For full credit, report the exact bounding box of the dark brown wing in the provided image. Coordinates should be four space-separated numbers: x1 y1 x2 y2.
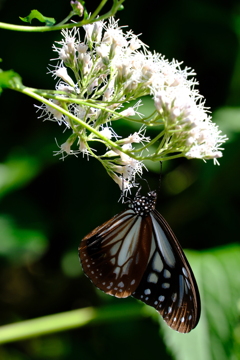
79 209 152 298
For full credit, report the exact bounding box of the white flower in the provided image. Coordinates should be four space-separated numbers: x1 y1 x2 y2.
55 67 75 87
102 21 128 48
103 87 114 100
122 159 145 180
46 102 64 122
125 126 150 145
185 121 227 164
35 100 67 126
84 21 103 43
77 43 88 54
53 139 79 160
96 43 110 58
112 174 136 195
78 138 92 159
119 107 136 117
128 35 144 52
99 126 120 140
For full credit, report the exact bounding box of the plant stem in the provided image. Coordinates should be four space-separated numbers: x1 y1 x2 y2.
90 0 109 19
0 0 125 32
0 303 144 344
20 87 122 150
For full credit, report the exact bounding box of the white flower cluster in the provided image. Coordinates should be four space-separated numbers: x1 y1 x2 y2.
36 18 227 192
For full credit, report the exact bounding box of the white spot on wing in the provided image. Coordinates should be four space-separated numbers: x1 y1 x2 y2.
144 289 151 295
178 275 185 307
163 269 171 278
152 252 163 273
182 267 188 277
162 283 170 289
147 273 158 284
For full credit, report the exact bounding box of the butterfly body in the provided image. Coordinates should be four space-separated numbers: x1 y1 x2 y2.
79 190 201 333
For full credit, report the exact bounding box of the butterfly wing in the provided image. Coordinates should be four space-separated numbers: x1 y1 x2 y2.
132 209 201 333
79 209 153 298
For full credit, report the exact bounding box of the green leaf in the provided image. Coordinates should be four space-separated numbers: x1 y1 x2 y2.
159 245 240 360
0 69 22 92
20 10 56 26
0 215 48 265
0 155 41 199
233 14 240 37
213 107 240 140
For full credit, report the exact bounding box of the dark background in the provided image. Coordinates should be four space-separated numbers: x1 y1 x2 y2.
0 0 239 359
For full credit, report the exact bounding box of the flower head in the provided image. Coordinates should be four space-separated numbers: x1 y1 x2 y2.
39 17 227 193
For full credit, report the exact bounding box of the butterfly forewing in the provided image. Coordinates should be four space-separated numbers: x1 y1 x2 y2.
132 209 200 333
79 209 153 298
79 190 201 333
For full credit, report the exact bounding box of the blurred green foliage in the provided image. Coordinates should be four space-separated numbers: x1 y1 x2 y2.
0 0 240 359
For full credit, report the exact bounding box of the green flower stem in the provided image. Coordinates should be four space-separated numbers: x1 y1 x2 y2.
34 92 147 125
31 90 164 126
152 153 184 161
21 87 123 150
156 132 170 153
132 129 166 153
33 91 127 119
0 0 125 32
0 21 83 33
88 0 125 23
55 11 76 27
0 303 145 344
14 87 181 163
18 87 145 161
90 0 109 19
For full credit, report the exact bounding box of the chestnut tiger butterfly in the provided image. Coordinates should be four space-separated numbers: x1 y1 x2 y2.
79 185 201 333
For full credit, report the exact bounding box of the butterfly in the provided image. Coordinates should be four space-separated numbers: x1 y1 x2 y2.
78 188 201 333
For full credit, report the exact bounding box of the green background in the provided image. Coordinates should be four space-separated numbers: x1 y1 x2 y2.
0 0 240 359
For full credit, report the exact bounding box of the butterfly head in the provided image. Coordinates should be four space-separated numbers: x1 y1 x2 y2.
130 190 157 217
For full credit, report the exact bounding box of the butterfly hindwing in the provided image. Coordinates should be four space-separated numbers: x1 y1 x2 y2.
132 209 200 332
